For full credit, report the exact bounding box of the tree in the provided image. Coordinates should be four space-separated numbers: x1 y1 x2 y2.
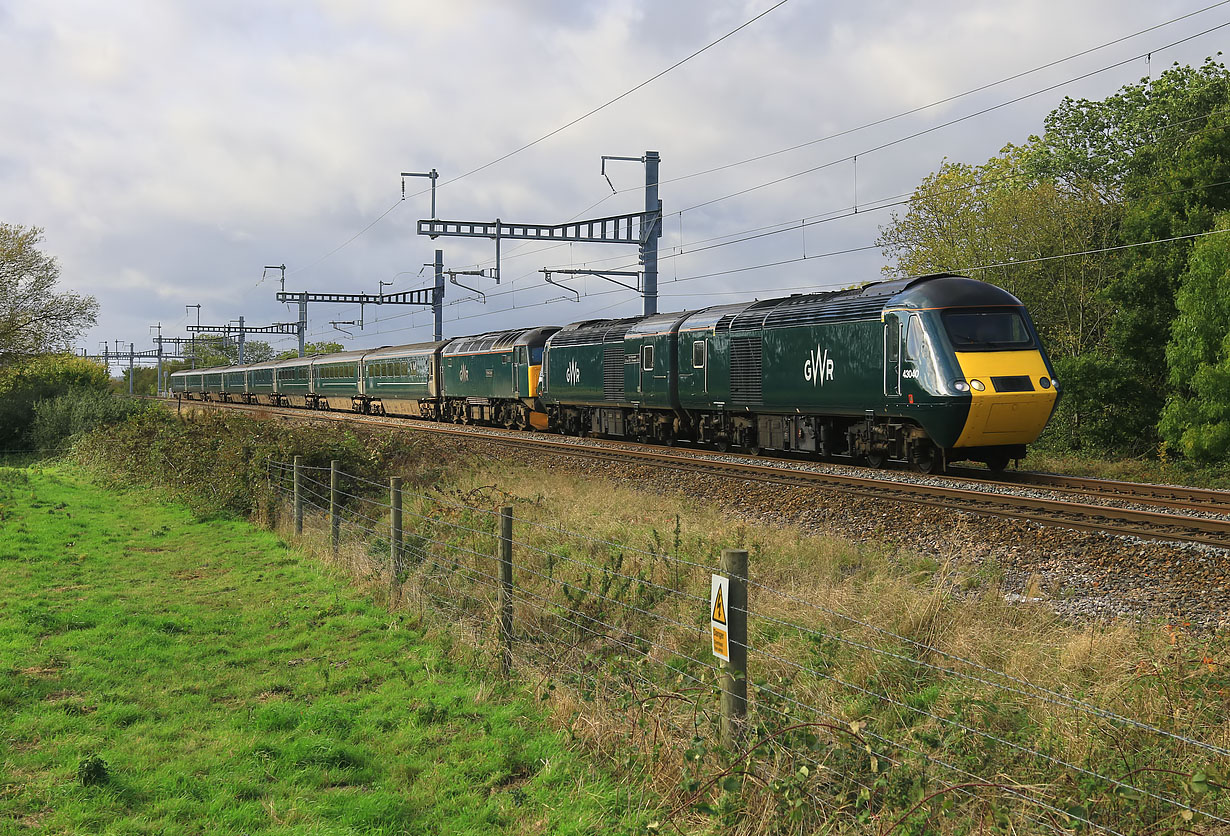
190 338 274 368
1027 60 1230 447
1159 214 1230 461
878 59 1230 455
877 145 1120 362
115 366 159 396
0 224 98 367
275 341 343 360
0 353 110 447
1025 59 1230 199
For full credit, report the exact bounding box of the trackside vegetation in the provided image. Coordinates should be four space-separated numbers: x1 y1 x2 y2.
60 407 1230 835
0 464 650 834
877 59 1230 461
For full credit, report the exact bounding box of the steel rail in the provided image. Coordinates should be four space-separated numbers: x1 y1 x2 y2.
170 398 1230 548
949 467 1230 515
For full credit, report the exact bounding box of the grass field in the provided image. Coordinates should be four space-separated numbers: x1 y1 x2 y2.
0 464 649 835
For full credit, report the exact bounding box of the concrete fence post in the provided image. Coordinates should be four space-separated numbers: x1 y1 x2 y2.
293 456 303 536
720 547 748 748
498 506 514 678
390 476 403 583
330 460 340 554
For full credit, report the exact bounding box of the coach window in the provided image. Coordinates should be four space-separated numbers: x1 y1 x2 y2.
692 340 706 369
642 344 654 371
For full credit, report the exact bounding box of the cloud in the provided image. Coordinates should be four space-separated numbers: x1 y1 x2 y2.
0 0 1222 355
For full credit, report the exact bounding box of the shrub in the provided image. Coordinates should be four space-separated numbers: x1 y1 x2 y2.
0 354 111 449
26 387 148 451
73 409 395 518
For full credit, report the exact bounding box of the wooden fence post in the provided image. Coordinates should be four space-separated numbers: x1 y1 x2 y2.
390 476 403 584
720 547 748 748
330 460 340 554
498 506 513 678
293 456 303 536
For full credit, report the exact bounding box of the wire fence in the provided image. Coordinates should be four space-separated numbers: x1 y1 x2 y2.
263 458 1230 835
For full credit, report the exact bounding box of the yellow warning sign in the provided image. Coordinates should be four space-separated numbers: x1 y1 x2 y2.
712 586 726 625
710 574 731 662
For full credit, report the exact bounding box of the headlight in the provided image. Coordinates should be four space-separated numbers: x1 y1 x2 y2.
1039 377 1052 389
952 380 970 393
970 379 985 391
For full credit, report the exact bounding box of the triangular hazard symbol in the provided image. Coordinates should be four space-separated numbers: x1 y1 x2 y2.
712 587 726 625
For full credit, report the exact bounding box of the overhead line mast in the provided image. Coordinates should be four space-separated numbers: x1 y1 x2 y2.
418 151 663 316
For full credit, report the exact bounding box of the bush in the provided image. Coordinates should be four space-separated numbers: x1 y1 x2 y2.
0 354 111 449
26 387 148 451
73 409 395 518
1036 353 1160 455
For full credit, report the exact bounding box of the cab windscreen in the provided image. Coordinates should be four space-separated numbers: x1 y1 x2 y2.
942 310 1033 350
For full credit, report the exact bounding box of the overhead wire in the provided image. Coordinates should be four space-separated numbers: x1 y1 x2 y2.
326 93 1230 340
282 14 1230 343
413 0 1230 270
270 2 1227 294
280 0 794 281
619 0 1230 194
676 19 1230 215
295 171 1230 341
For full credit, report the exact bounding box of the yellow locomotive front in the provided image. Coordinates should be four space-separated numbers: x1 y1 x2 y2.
942 306 1059 466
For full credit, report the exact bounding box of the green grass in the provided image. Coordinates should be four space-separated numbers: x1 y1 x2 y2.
0 464 648 835
1022 447 1230 489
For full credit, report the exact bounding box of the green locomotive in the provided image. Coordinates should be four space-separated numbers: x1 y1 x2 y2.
539 274 1058 471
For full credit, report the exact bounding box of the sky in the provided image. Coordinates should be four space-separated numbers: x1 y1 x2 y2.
2 0 1227 365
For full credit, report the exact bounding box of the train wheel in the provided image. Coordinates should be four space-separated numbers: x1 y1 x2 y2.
714 438 730 453
913 446 943 475
865 449 887 469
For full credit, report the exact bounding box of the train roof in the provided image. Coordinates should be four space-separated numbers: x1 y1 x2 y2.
311 348 379 364
625 310 695 338
886 274 1024 309
444 326 559 354
547 316 644 347
677 301 758 333
364 340 449 360
241 358 284 371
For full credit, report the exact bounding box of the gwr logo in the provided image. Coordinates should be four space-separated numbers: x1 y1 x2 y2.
804 347 834 386
565 359 581 385
459 364 469 383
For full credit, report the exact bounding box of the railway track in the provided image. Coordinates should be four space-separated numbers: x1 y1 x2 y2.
948 467 1230 516
172 397 1230 550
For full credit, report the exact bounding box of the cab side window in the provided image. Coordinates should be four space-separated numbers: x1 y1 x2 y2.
642 345 654 371
692 340 706 369
904 314 941 392
905 315 927 363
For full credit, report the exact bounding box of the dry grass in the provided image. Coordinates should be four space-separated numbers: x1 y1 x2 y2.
261 451 1230 835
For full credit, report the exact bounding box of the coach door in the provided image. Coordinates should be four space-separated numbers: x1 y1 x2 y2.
884 314 902 396
512 346 527 397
